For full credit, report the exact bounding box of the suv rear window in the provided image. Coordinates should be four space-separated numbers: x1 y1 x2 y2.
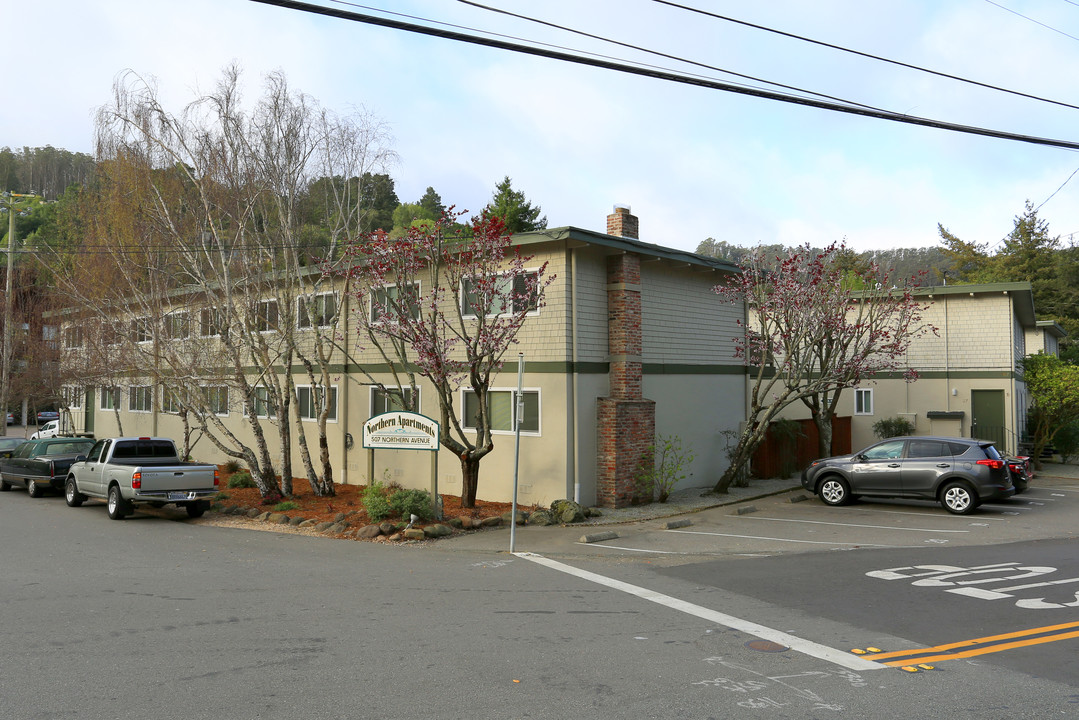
907 440 951 458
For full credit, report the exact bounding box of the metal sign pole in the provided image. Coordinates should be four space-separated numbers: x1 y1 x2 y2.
510 352 524 553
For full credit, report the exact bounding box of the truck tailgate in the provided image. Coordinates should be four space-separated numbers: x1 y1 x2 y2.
138 466 217 492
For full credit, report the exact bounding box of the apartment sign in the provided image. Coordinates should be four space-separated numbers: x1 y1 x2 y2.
362 412 440 451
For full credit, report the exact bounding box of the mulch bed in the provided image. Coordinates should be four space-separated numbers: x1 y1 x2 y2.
212 470 522 530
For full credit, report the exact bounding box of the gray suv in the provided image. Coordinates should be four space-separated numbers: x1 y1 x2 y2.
801 436 1014 515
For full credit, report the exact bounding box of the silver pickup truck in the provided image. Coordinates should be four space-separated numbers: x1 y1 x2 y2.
65 437 219 520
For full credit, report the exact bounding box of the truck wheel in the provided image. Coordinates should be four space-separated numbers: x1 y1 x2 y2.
65 477 85 507
107 484 129 520
27 479 44 498
186 501 207 519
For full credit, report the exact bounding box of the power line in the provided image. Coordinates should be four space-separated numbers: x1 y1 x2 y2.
984 0 1079 43
653 0 1079 112
248 0 1079 151
454 0 889 113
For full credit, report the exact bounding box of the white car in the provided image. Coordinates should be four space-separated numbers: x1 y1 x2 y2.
30 420 59 440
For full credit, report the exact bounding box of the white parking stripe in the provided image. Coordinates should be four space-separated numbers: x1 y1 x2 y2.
667 529 903 547
575 543 686 554
515 551 883 672
739 516 969 533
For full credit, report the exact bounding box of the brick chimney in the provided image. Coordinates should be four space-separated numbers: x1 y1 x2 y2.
596 204 654 508
606 204 639 239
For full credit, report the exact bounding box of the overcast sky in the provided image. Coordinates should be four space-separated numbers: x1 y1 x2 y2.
7 0 1079 253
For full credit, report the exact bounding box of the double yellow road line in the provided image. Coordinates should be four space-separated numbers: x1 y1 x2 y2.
854 620 1079 667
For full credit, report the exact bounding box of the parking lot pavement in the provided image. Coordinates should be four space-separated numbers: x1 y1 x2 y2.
444 462 1079 562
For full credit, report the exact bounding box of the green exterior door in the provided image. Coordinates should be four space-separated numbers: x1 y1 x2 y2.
971 389 1006 448
84 389 94 435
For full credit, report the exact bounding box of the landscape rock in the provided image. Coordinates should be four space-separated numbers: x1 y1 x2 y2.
379 522 397 535
549 499 586 524
480 516 503 527
289 516 305 526
358 524 383 539
315 521 335 532
267 513 290 524
527 510 554 526
326 522 348 534
246 508 262 518
299 519 318 528
500 510 529 526
447 518 464 529
423 524 453 538
402 528 426 541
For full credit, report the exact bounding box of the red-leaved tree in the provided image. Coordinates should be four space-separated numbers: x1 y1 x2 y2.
341 209 554 507
714 242 935 492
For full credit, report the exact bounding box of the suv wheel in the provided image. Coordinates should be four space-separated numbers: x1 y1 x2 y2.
819 476 852 506
941 481 978 515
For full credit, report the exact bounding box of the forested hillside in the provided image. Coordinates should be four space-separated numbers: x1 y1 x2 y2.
695 202 1078 359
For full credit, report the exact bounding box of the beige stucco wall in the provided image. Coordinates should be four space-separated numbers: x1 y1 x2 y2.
64 235 747 506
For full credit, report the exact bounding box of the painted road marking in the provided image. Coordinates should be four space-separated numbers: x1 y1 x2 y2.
515 551 882 672
739 516 970 533
667 529 904 548
863 621 1079 666
574 542 687 554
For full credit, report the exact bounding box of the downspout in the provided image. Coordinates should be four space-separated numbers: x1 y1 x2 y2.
570 245 580 503
341 290 350 485
1008 291 1015 455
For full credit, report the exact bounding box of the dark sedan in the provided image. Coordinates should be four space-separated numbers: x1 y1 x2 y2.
801 436 1014 515
0 438 96 497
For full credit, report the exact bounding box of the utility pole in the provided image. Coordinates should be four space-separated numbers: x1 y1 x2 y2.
0 191 34 436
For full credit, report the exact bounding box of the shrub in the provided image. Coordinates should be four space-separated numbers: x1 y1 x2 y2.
363 480 392 522
872 416 915 440
272 501 299 512
1054 419 1079 463
388 488 434 521
224 459 242 474
227 471 256 489
634 434 696 503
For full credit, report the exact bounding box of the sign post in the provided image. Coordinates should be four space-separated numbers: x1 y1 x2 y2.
362 411 442 520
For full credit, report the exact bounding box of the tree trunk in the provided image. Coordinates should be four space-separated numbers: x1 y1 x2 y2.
814 412 834 458
714 422 770 493
460 454 481 508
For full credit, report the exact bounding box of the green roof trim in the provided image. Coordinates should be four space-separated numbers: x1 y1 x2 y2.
514 226 741 274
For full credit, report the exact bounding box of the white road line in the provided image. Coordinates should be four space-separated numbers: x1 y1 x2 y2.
666 529 902 547
852 508 976 519
575 542 686 554
515 551 883 672
739 516 970 533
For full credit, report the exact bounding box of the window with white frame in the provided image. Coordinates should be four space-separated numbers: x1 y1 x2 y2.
200 308 225 337
203 386 229 416
99 386 120 411
129 385 153 413
462 388 539 434
297 385 337 421
132 318 152 344
370 283 420 323
63 325 84 348
161 387 181 414
461 272 538 318
370 386 416 415
166 312 191 340
253 300 279 332
63 386 83 410
247 387 275 418
298 293 337 328
854 388 874 416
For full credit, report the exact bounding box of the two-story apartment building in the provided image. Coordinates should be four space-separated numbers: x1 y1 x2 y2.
59 207 746 508
847 282 1060 454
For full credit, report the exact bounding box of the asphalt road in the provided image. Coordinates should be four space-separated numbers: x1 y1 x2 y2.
2 478 1078 719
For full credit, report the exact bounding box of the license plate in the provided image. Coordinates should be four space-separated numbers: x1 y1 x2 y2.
168 491 193 501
